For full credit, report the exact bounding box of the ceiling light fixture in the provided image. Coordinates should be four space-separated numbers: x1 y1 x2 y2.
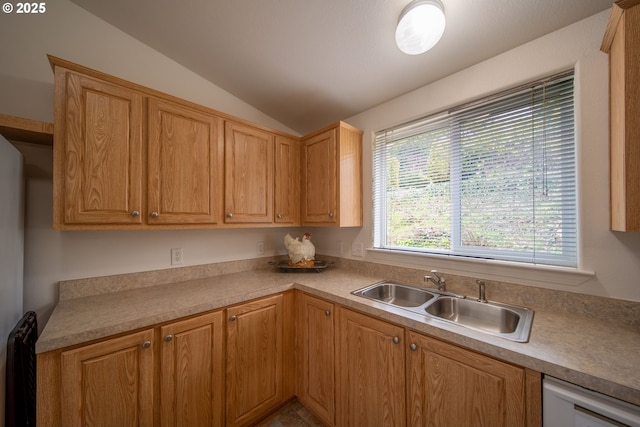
395 0 446 55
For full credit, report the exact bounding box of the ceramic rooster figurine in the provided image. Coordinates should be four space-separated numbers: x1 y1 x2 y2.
284 232 315 267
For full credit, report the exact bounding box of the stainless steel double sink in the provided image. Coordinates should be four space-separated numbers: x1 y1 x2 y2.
351 281 534 342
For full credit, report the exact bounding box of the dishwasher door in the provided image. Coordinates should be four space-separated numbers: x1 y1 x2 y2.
543 376 640 427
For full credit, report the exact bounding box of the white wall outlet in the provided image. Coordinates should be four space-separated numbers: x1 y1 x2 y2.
337 240 344 255
352 242 364 257
257 241 264 255
171 248 183 265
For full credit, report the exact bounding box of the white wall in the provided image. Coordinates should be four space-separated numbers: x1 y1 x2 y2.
0 137 24 427
319 10 640 302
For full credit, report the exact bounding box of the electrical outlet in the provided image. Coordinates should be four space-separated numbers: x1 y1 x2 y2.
352 242 364 257
171 248 183 265
257 241 264 255
337 240 344 255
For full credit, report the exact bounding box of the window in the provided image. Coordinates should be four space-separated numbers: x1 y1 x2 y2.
373 71 576 267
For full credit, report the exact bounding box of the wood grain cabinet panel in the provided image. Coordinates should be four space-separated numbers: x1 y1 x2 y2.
274 135 301 225
297 293 335 426
148 98 223 224
60 329 154 427
301 122 362 227
602 0 640 231
407 331 531 427
56 71 144 226
226 293 294 427
224 121 275 224
159 311 224 427
336 307 406 427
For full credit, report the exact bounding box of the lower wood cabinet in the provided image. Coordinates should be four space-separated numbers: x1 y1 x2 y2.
160 311 224 427
407 331 538 427
37 291 540 427
225 292 295 427
336 306 407 427
60 329 155 427
296 292 336 426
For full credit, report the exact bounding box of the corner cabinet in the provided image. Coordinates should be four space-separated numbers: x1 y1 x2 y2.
301 122 363 227
601 0 640 231
296 292 335 426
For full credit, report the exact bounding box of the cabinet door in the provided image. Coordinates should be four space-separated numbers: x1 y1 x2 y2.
60 71 143 225
298 293 335 426
147 98 223 224
407 331 526 427
60 329 154 427
336 307 406 427
224 121 274 223
160 311 224 427
226 294 285 427
274 135 300 224
301 128 337 224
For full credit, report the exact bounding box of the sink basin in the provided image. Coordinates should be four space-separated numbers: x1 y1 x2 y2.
352 281 436 307
425 297 523 332
351 281 534 342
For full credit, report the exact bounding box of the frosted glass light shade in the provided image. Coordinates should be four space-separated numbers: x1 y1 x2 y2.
395 0 446 55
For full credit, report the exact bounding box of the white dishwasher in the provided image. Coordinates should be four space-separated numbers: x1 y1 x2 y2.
543 376 640 427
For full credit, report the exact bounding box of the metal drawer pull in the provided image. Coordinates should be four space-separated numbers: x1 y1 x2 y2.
410 343 417 351
131 210 140 217
325 310 331 316
164 335 173 342
392 336 400 344
142 340 151 349
230 315 237 321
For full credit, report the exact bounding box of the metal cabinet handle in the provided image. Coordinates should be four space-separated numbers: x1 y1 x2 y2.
151 211 159 218
131 210 140 217
142 340 151 349
227 213 233 218
410 343 417 351
328 212 334 218
230 315 237 321
325 310 331 316
277 213 283 219
164 335 173 342
392 336 400 344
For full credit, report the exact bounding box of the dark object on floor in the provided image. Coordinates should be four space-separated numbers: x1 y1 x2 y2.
5 311 38 427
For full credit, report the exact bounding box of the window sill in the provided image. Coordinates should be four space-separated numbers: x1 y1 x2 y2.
367 248 594 288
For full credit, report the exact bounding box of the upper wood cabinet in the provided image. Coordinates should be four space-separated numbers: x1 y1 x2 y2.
602 0 640 232
148 97 223 225
274 135 301 224
53 69 144 227
301 122 363 227
49 55 307 230
224 121 274 224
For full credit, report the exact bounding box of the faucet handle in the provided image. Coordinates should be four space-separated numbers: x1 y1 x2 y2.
430 270 445 283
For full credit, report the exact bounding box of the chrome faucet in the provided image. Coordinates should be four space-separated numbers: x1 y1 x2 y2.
476 280 487 303
424 270 447 292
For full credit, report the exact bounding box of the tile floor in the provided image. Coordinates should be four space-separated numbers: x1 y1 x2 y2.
256 399 326 427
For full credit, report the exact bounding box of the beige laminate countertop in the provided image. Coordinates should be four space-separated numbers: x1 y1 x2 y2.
37 267 640 407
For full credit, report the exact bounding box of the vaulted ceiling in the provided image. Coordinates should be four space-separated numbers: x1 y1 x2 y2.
70 0 613 135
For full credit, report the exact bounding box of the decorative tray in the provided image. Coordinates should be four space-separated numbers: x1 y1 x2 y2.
269 261 332 273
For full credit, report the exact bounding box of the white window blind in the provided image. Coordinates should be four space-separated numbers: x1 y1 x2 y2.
373 71 576 267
